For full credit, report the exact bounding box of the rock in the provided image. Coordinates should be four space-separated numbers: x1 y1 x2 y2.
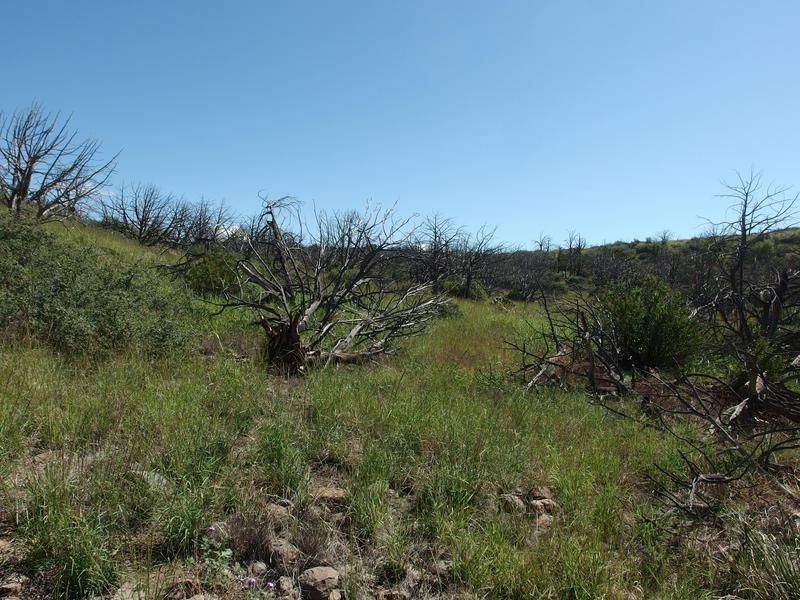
312 487 347 504
535 514 554 530
269 539 301 565
526 485 555 501
431 559 452 576
131 469 171 491
249 561 269 576
529 498 559 513
111 582 146 600
0 583 22 597
0 540 12 554
328 591 343 600
500 493 526 513
298 567 340 600
377 591 409 600
265 503 292 525
277 576 295 593
163 577 202 600
187 595 219 600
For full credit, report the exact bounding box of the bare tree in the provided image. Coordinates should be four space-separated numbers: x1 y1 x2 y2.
408 214 462 284
100 183 190 246
0 104 116 220
177 197 237 247
454 225 502 298
226 198 448 373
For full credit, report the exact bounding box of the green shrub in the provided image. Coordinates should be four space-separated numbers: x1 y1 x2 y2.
178 242 240 297
0 213 194 355
601 275 701 371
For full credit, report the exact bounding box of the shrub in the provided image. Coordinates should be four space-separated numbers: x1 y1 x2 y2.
177 242 240 298
0 213 194 355
601 275 701 372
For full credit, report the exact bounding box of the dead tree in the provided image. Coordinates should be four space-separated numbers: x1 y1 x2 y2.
701 171 800 422
408 214 462 284
100 183 190 246
0 104 116 220
226 198 448 374
454 225 502 298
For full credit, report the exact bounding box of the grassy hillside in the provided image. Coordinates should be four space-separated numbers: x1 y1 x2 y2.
0 220 797 600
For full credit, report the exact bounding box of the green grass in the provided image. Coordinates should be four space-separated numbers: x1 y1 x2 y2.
0 226 792 599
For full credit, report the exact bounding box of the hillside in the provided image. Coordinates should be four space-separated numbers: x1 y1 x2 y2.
1 219 799 600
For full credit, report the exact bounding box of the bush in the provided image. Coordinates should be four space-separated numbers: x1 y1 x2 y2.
601 275 701 372
0 213 194 355
177 242 240 298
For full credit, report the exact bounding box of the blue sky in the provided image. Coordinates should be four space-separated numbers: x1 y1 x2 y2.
5 1 800 247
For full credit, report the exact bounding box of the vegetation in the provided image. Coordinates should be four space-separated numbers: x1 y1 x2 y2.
2 104 800 600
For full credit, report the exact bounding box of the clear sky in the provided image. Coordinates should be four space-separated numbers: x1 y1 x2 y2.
5 1 800 247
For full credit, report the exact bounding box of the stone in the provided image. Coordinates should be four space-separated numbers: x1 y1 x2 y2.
377 591 409 600
269 539 301 565
0 540 12 554
265 503 292 525
111 582 146 600
312 487 348 504
298 567 340 600
249 561 269 576
0 583 23 596
328 591 343 600
277 576 295 593
500 493 526 513
526 485 555 501
163 577 202 600
535 514 554 530
529 498 559 513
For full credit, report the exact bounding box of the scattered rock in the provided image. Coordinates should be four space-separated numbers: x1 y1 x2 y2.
249 561 269 576
529 498 559 513
299 567 340 600
0 540 12 554
269 539 301 565
0 583 22 597
377 591 410 600
431 559 452 576
500 493 526 513
312 487 348 505
163 577 202 600
265 503 292 525
526 485 555 501
277 576 295 593
535 514 554 531
0 574 27 597
328 591 343 600
131 469 171 491
111 582 146 600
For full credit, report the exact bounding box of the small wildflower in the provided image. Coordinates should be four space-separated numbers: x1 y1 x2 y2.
247 577 257 585
266 582 274 588
207 526 216 532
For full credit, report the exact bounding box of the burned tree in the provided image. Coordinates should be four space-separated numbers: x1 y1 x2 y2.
0 104 116 220
227 198 448 373
100 183 190 246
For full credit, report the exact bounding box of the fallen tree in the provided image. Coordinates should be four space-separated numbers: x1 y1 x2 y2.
224 198 448 374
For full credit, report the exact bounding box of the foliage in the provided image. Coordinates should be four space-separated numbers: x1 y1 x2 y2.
177 242 240 297
602 275 702 371
0 213 194 355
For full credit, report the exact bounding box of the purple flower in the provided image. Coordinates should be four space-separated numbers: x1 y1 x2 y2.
266 582 274 588
247 577 257 585
207 526 216 532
